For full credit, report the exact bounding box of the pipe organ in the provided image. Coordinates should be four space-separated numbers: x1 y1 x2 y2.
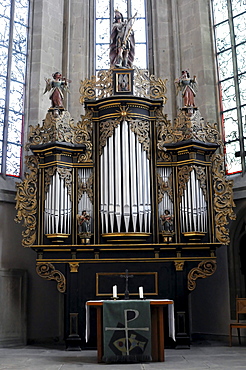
15 67 235 348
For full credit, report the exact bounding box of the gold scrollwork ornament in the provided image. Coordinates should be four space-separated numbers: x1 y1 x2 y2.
129 119 150 159
36 262 66 293
212 153 236 245
15 155 38 247
99 118 121 155
187 260 217 291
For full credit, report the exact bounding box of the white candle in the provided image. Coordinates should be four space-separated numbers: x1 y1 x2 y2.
113 285 117 298
139 286 144 299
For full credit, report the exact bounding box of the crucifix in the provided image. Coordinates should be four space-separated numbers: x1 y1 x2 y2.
120 269 133 299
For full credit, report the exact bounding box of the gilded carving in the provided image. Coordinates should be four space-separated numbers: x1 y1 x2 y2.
80 67 167 103
178 165 193 199
157 107 222 146
155 108 173 160
99 118 121 155
69 262 79 273
174 261 184 271
44 167 73 198
212 153 236 245
129 119 150 158
36 262 66 293
134 67 167 102
72 110 93 161
157 171 173 204
44 166 56 193
27 109 93 160
188 260 217 291
79 69 113 104
193 165 207 199
78 171 93 204
15 155 38 247
27 110 74 148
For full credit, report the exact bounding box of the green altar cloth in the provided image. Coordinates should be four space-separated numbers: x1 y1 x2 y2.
102 300 152 363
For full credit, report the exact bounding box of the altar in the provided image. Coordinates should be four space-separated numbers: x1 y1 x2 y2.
86 299 175 362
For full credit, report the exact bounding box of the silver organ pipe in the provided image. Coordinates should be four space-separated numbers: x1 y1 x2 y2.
122 120 131 232
129 128 138 232
44 170 72 235
115 124 122 232
100 153 104 233
100 120 151 234
60 177 64 233
146 151 151 232
55 171 60 232
108 134 115 232
104 146 109 233
180 169 207 233
136 132 144 232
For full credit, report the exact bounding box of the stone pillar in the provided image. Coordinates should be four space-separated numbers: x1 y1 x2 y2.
0 269 27 346
150 0 219 124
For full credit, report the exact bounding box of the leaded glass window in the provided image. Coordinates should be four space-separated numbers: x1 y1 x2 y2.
212 0 246 175
0 0 29 177
95 0 147 73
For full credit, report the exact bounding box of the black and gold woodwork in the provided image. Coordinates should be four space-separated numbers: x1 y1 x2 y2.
15 67 235 349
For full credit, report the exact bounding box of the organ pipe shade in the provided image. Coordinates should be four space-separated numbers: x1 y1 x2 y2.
158 167 174 231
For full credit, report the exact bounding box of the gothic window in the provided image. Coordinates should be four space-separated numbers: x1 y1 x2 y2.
95 0 147 73
212 0 246 175
0 0 29 177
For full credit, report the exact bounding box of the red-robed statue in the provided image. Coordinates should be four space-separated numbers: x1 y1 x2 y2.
175 70 197 107
44 72 70 109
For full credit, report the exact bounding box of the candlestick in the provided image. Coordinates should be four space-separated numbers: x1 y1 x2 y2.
113 285 117 298
139 286 144 299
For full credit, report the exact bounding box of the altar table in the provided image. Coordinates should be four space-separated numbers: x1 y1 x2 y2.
86 299 175 362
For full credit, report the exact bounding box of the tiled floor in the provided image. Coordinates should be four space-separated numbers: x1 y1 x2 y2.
0 341 246 369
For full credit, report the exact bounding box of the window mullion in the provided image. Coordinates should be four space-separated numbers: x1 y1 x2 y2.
227 0 245 174
2 0 15 176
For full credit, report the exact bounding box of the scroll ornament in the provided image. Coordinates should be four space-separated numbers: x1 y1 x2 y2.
80 69 113 104
157 107 222 146
15 155 38 247
27 110 74 148
44 166 73 197
26 109 93 162
212 153 236 245
157 172 173 204
134 66 167 102
72 110 93 162
99 118 121 155
188 260 217 291
178 165 193 199
129 119 150 159
80 67 167 104
78 171 94 204
36 262 66 293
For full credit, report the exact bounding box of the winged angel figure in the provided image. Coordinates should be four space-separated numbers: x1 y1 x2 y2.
44 72 70 109
175 70 198 107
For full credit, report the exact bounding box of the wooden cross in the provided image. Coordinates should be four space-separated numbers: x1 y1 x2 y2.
120 269 134 299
